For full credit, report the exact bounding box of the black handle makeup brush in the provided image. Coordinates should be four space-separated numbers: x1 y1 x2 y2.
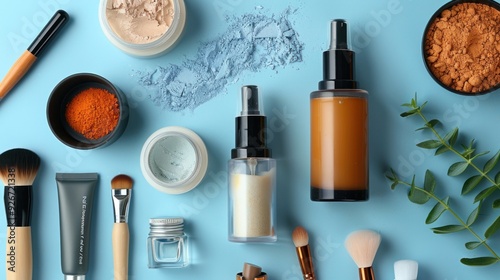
0 10 69 101
0 148 41 280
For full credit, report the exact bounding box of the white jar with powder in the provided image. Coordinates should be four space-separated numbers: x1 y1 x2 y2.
99 0 186 57
140 126 208 194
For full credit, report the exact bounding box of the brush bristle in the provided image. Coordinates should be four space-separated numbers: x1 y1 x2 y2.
0 148 40 186
111 174 133 189
292 226 309 247
394 259 418 280
345 229 381 268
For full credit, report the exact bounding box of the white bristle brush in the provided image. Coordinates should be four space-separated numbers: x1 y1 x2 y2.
345 229 381 280
394 259 418 280
292 226 316 280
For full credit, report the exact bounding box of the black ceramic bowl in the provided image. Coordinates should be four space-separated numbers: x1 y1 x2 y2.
422 0 500 95
47 73 129 149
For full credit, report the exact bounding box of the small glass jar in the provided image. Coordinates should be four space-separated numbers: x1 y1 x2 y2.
98 0 186 57
147 217 189 268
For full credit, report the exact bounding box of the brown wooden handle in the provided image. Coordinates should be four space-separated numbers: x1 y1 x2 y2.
112 223 129 280
5 226 32 280
0 51 37 100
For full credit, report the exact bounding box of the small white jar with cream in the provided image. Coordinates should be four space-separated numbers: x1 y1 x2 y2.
141 126 208 194
99 0 186 57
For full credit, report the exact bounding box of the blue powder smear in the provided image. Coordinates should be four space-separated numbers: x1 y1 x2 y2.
135 9 304 111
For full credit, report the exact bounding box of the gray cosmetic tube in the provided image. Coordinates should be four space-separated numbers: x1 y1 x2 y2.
56 173 98 280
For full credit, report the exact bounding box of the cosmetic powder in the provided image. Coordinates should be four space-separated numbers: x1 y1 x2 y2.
231 169 275 238
140 126 208 194
135 8 303 111
151 135 196 183
105 0 174 44
424 2 500 93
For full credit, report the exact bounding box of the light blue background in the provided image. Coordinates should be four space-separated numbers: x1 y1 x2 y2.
1 0 500 279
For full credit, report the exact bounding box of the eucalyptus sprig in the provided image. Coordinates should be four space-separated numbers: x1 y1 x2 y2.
387 94 500 266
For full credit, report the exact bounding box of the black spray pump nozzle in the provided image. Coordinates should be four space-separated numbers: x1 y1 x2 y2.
319 19 357 90
232 85 271 159
330 19 348 50
241 85 261 115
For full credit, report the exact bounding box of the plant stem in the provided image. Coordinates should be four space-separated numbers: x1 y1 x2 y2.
415 110 499 190
395 178 500 261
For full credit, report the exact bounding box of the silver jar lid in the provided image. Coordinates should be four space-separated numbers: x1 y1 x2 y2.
149 217 184 236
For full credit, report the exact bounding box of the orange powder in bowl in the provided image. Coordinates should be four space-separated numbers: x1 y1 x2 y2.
424 2 500 94
65 87 120 140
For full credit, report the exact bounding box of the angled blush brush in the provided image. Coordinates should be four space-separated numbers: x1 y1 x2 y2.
111 174 133 280
0 148 40 280
0 10 68 101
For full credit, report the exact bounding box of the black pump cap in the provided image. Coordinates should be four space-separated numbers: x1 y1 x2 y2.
231 85 271 159
319 19 357 90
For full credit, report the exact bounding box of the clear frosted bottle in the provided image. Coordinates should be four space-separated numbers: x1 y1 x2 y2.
228 85 277 243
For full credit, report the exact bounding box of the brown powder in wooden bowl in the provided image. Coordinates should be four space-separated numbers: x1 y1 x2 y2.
424 2 500 94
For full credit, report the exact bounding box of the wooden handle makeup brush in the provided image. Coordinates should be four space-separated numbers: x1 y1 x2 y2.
0 10 68 101
0 148 41 280
111 174 133 280
345 229 381 280
292 226 316 280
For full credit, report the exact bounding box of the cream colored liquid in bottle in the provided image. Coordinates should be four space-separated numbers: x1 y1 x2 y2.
310 19 369 201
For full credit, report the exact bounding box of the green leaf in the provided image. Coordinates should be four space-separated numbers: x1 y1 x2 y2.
461 257 499 266
432 225 466 234
401 109 418 117
474 186 497 203
465 241 483 250
417 119 440 130
435 145 450 155
416 120 439 131
410 97 417 107
408 176 430 204
467 204 481 226
471 151 489 161
423 170 436 194
448 161 469 176
444 128 459 146
385 169 398 188
485 216 500 239
461 139 476 159
426 197 449 224
462 175 483 195
427 119 440 128
495 171 500 184
417 140 442 149
420 101 428 110
493 199 500 209
484 150 500 173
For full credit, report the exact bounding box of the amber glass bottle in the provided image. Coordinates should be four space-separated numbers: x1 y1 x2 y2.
310 19 369 201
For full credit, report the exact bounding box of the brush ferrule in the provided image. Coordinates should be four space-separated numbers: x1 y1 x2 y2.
359 267 375 280
296 245 316 280
3 186 32 226
112 189 131 223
